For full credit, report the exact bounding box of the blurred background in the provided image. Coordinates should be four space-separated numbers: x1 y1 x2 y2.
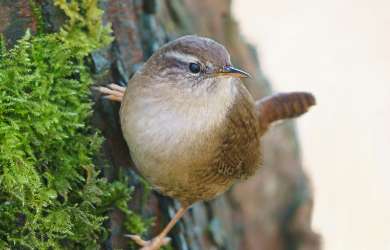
234 0 390 250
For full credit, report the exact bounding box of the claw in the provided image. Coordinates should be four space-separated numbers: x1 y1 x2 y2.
124 205 188 249
92 83 126 102
108 83 126 92
124 234 171 250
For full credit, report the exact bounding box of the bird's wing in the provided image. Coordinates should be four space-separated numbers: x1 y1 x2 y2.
214 82 262 180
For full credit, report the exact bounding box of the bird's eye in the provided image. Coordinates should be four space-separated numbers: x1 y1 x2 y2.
189 63 201 74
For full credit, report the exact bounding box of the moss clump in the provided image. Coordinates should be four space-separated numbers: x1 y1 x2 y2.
0 0 147 249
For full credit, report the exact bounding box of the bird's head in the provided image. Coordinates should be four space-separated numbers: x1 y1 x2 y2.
142 35 250 92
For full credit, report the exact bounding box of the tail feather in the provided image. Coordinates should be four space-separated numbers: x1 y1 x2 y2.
256 92 316 135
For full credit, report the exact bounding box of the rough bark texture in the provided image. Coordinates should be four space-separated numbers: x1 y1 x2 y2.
0 0 321 249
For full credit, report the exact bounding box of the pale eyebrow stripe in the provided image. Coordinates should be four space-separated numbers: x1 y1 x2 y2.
164 51 200 64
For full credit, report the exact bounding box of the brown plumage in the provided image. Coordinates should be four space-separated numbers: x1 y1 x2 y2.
96 35 315 250
257 92 316 135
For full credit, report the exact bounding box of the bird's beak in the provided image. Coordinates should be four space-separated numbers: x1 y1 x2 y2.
215 65 252 78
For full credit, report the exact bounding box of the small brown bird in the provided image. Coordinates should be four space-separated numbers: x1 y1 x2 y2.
97 35 315 250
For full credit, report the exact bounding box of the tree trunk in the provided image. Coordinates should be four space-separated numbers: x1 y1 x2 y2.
0 0 320 249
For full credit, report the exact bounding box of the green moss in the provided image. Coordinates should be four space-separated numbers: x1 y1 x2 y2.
28 0 45 34
0 0 148 249
114 174 152 236
0 34 5 59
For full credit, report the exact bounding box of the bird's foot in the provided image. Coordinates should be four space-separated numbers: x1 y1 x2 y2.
125 234 171 250
93 83 126 102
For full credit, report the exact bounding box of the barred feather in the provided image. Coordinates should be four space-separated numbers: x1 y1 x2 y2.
256 92 316 135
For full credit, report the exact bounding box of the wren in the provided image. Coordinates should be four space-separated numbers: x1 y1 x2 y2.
96 35 315 250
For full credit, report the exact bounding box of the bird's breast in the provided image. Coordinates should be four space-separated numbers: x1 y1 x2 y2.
119 79 237 199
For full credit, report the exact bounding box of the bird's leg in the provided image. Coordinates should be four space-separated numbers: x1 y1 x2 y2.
93 83 126 102
127 206 189 250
